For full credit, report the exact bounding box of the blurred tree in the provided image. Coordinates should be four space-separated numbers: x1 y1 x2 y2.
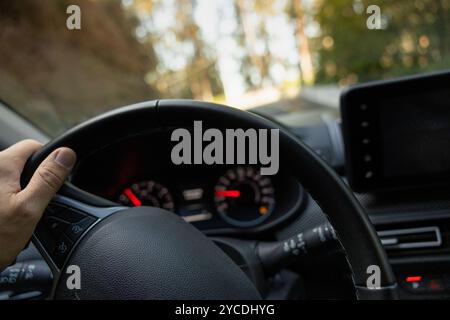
130 0 223 100
234 0 264 88
313 0 450 85
172 0 216 101
286 0 315 85
233 0 276 89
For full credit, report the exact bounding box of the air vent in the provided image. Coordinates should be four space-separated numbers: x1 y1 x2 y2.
377 226 442 250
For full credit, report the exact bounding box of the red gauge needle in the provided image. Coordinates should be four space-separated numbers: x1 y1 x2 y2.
215 190 241 198
124 188 142 206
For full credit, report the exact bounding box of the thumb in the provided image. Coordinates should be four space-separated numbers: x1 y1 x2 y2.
18 147 77 214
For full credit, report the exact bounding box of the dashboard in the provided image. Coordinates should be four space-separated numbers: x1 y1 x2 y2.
70 130 304 234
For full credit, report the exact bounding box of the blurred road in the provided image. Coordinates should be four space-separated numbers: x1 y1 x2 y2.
251 85 341 127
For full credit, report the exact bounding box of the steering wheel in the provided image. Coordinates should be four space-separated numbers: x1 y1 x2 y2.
21 100 398 299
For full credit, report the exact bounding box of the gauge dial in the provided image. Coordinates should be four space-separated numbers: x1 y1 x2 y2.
118 180 175 211
214 166 275 227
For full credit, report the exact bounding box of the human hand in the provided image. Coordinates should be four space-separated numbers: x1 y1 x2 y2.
0 140 76 271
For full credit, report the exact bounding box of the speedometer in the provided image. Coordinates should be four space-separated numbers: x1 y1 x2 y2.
214 166 275 227
118 180 175 211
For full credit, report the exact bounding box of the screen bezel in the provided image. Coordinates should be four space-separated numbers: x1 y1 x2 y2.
341 70 450 193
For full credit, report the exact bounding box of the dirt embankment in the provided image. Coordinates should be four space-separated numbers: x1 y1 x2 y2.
0 0 158 135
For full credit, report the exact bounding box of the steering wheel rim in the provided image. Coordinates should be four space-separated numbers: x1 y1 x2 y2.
21 99 398 299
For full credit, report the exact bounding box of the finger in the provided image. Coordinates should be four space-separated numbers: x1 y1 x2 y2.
0 139 43 172
17 147 77 214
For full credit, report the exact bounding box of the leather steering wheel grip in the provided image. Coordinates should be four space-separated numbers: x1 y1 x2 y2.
21 99 398 299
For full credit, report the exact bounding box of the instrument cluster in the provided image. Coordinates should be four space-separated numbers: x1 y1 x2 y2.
117 166 279 229
71 132 304 234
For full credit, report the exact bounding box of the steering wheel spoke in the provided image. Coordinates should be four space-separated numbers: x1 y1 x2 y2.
33 194 125 272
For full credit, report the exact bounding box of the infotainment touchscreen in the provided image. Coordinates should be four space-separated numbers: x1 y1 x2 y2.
380 90 450 178
341 71 450 192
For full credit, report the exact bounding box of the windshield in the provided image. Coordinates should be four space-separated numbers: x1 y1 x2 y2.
0 0 449 136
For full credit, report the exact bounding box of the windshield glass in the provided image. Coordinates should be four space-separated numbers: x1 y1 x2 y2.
1 0 449 136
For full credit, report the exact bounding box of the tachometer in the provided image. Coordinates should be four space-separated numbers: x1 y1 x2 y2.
118 180 175 211
214 166 275 227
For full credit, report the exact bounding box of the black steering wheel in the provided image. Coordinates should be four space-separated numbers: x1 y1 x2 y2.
21 100 398 299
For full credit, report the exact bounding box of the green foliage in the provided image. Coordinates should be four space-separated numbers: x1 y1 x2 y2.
313 0 450 85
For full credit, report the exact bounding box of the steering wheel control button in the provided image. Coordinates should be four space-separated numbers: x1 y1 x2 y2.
43 217 70 239
53 236 74 267
34 215 72 254
65 217 96 242
51 206 87 223
35 203 98 268
35 223 57 254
